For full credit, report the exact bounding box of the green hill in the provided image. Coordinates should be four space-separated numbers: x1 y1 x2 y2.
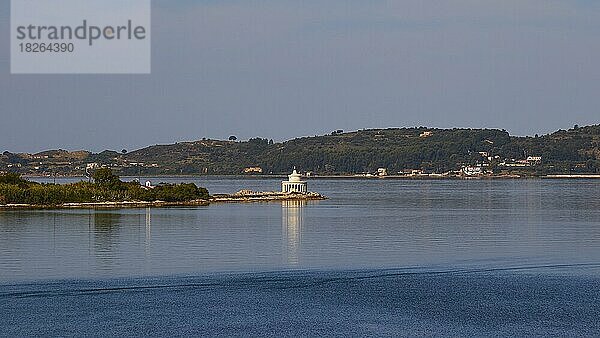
115 125 600 175
2 125 600 176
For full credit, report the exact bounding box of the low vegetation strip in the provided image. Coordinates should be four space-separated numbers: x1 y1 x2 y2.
0 169 209 207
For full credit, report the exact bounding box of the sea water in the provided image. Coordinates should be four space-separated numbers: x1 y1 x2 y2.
1 178 599 335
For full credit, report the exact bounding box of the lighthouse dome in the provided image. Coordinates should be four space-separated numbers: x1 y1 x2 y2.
288 169 302 182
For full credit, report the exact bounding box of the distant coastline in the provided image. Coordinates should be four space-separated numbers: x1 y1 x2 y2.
2 124 600 178
20 173 600 180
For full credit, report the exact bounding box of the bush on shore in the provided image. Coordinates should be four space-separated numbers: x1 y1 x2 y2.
0 169 209 206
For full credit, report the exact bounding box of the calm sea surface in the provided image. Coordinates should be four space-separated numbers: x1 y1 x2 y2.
2 178 600 336
2 178 600 281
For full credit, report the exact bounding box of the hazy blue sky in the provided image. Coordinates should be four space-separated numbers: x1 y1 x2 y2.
1 0 600 152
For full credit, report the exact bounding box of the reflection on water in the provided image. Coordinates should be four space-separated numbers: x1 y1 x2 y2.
282 200 305 265
145 207 151 243
92 212 121 255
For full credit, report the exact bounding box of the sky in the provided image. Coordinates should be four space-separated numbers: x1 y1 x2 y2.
1 0 600 153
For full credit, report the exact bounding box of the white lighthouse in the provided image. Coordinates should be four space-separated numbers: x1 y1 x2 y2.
282 169 307 193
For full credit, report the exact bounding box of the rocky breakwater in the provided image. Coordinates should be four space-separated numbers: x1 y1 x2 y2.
210 190 327 203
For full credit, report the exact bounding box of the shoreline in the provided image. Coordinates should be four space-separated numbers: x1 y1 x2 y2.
0 200 210 210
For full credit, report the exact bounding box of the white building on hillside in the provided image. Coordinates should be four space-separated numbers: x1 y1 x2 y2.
527 156 542 165
282 169 307 193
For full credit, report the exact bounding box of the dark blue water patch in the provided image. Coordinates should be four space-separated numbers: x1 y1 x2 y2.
1 266 600 337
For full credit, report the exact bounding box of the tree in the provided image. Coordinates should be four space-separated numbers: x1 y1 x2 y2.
93 168 122 190
229 135 237 141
